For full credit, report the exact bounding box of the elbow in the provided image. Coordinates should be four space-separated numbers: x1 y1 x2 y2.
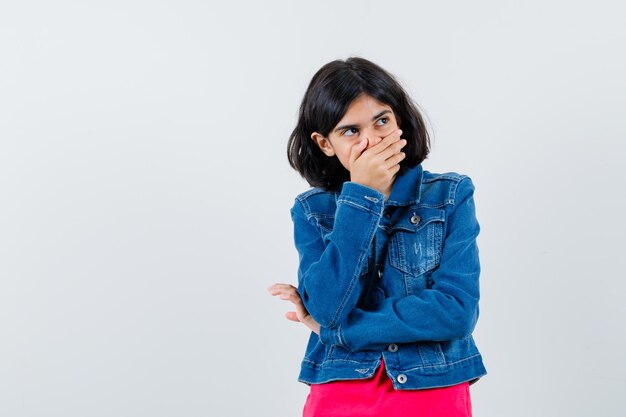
462 304 480 338
311 307 346 330
310 309 336 329
456 315 477 339
447 296 480 339
298 287 342 329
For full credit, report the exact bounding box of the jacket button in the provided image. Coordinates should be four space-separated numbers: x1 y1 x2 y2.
397 374 407 384
377 268 383 279
387 343 398 352
410 214 421 225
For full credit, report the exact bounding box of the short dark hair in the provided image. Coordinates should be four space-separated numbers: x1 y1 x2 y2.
287 56 431 192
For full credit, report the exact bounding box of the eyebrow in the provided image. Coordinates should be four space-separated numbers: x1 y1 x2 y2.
333 110 392 133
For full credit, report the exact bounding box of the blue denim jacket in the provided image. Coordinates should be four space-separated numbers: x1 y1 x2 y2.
290 163 487 390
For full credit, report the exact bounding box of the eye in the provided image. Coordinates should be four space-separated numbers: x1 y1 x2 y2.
376 117 389 126
343 127 358 137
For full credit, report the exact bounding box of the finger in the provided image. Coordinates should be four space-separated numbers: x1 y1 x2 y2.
348 138 368 167
268 283 296 290
275 290 308 312
267 283 297 294
380 138 407 163
383 151 406 170
383 127 402 140
285 311 300 322
275 289 304 307
268 285 306 311
278 291 302 304
371 129 402 155
378 138 407 161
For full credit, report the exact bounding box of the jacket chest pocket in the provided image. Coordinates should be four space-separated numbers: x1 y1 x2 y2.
388 207 446 278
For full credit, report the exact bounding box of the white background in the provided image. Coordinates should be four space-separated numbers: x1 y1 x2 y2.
1 1 625 416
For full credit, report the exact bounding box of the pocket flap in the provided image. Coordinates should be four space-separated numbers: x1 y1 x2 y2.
390 207 445 233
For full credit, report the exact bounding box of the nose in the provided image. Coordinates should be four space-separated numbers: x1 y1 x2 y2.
363 129 383 149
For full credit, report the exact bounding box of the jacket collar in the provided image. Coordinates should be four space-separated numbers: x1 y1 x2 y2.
385 163 423 206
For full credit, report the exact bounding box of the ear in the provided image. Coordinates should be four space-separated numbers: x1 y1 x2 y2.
310 132 336 157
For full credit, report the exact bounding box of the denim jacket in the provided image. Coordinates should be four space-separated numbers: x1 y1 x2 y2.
290 163 487 390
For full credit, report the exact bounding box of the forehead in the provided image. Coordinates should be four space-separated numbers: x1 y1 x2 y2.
339 94 392 121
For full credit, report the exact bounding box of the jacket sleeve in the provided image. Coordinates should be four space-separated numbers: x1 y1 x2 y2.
291 182 385 329
319 176 481 351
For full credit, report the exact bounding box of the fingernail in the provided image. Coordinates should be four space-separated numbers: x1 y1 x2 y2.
398 129 403 135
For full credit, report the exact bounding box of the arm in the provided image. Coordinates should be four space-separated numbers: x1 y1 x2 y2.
291 182 385 329
319 176 481 351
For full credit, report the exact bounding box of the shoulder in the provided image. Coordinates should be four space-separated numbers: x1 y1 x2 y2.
421 169 475 207
294 186 328 201
291 187 338 219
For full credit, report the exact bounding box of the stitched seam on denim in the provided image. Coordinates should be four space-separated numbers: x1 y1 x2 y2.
328 212 378 328
336 323 350 350
301 358 370 366
325 345 335 361
448 180 460 205
301 354 481 368
401 353 482 372
449 175 470 206
320 359 365 366
386 200 418 206
414 216 444 232
422 174 464 183
309 213 335 219
309 215 334 233
402 268 410 295
417 202 447 209
299 208 333 234
297 195 313 215
317 224 332 233
336 198 378 214
296 187 327 201
301 358 328 367
292 200 322 236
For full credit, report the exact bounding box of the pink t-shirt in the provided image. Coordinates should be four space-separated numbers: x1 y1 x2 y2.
302 357 472 417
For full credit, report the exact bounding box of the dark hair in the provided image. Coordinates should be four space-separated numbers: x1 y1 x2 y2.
287 56 431 192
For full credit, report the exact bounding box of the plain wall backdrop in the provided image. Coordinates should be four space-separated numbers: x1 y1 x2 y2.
1 1 625 416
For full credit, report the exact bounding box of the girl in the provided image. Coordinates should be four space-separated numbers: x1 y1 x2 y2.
268 57 486 417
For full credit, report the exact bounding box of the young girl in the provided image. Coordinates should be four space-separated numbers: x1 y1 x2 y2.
268 57 486 417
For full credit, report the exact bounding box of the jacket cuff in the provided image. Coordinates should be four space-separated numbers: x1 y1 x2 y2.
338 182 386 215
319 324 347 348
